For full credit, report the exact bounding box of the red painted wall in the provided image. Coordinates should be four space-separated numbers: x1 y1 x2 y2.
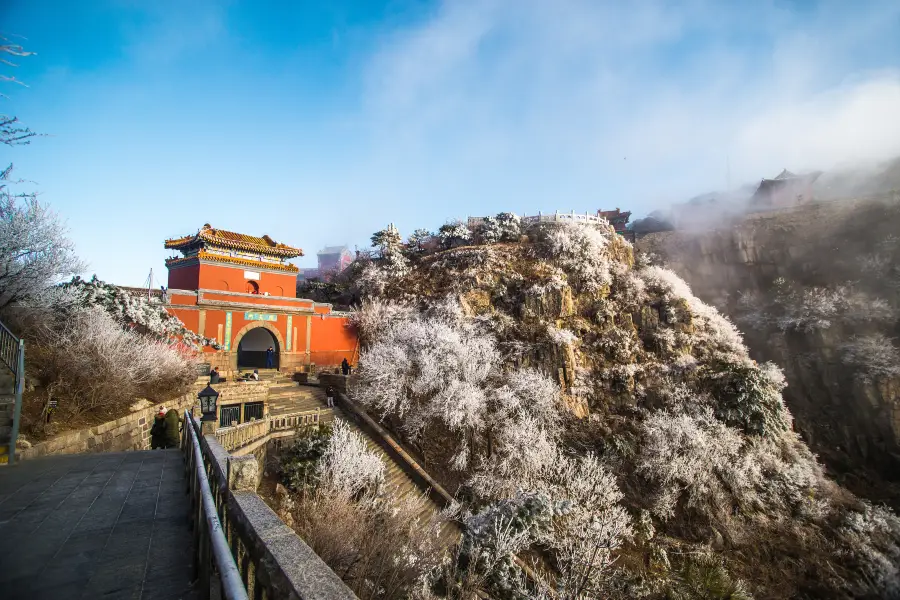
167 264 200 290
196 263 297 297
201 291 312 309
309 315 357 366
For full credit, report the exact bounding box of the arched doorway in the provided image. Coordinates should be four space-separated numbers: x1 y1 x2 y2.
237 327 279 369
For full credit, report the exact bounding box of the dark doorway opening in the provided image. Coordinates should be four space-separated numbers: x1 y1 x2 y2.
237 327 279 369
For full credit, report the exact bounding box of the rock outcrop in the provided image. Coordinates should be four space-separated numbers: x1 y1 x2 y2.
639 194 900 506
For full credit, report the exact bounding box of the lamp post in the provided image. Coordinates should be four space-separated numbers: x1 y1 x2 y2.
198 385 220 422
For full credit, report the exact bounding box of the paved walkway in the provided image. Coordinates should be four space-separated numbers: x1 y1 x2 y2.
0 450 196 600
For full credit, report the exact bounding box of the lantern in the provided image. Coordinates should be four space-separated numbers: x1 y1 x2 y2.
197 385 219 421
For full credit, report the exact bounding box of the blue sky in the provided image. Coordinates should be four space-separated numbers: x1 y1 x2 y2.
3 0 900 285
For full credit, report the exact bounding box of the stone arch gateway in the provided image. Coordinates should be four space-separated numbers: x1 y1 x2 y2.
234 322 284 369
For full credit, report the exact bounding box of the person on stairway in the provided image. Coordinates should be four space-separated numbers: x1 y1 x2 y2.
325 385 336 408
266 346 275 368
150 409 167 449
164 407 181 449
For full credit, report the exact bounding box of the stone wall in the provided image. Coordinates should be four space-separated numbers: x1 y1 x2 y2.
18 393 199 460
18 381 272 461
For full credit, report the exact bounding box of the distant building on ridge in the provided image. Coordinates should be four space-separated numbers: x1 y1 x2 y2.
751 169 822 208
298 245 354 282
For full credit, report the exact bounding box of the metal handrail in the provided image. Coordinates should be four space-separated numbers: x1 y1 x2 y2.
182 411 249 600
0 319 24 464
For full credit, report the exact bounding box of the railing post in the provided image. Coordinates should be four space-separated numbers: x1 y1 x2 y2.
200 515 211 600
9 339 24 464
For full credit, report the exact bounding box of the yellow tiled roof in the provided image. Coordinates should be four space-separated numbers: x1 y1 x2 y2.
165 251 300 273
164 224 303 258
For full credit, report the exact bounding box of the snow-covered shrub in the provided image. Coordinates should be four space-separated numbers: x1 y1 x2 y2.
541 223 614 293
841 333 900 383
291 483 448 599
26 297 196 423
701 359 791 438
638 408 747 521
737 278 895 332
354 301 498 461
438 220 472 249
598 327 639 363
838 502 900 597
452 492 557 600
640 266 745 359
59 276 218 350
318 420 385 500
546 324 578 347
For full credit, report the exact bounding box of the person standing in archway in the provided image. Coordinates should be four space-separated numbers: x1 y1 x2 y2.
266 346 275 368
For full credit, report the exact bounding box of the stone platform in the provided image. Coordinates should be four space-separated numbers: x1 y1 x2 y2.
0 450 196 599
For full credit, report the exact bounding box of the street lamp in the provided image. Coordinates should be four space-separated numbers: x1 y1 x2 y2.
198 385 220 422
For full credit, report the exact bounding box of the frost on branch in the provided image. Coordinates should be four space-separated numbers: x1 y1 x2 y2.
539 222 614 293
318 420 385 500
25 293 197 424
841 333 900 383
736 277 895 332
0 188 85 310
56 276 219 351
546 324 577 347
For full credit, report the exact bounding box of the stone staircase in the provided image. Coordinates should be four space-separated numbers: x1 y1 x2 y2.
266 382 458 544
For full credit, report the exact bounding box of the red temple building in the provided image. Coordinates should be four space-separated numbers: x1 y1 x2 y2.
163 224 357 372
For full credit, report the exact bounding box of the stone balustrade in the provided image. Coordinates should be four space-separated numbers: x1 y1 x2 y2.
215 418 269 452
215 407 323 453
193 416 356 599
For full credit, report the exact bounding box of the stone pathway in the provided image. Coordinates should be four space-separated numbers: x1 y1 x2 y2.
0 450 196 600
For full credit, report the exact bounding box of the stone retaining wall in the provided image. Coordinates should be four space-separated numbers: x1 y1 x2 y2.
18 393 199 460
18 381 276 461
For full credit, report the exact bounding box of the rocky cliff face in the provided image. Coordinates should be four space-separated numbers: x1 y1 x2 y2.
638 194 900 506
348 219 900 599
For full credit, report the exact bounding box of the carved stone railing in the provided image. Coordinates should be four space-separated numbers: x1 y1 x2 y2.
269 408 321 434
215 408 324 453
188 414 356 599
215 418 269 452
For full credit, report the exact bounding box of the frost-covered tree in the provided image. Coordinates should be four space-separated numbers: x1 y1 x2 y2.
407 228 433 255
438 220 471 249
841 333 900 383
540 222 614 293
736 277 895 332
371 223 403 257
0 177 84 310
57 276 218 351
318 420 385 500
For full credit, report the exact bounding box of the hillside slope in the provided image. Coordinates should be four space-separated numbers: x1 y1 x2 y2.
638 194 900 508
344 218 900 599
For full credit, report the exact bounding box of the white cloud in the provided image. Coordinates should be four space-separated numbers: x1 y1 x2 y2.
351 0 900 214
